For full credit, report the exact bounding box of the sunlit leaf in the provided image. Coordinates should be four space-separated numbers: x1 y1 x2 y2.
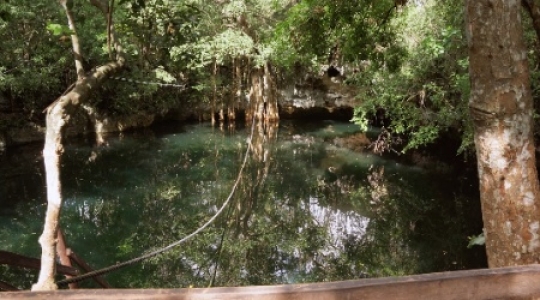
46 22 73 36
467 233 485 248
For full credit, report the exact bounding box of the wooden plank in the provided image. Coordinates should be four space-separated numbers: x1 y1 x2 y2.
0 281 18 291
56 228 79 289
0 250 79 276
3 265 540 299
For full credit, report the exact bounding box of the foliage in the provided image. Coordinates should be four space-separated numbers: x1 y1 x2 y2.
521 7 540 141
267 0 473 152
0 1 72 115
0 0 205 119
91 0 205 116
0 0 522 155
46 23 74 36
172 29 255 70
273 0 401 67
350 0 472 153
169 0 290 76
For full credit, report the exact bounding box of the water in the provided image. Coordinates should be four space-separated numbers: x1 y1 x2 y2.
0 120 486 289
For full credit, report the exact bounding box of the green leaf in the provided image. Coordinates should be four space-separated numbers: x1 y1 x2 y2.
467 233 485 248
154 66 176 83
46 23 73 36
46 23 63 35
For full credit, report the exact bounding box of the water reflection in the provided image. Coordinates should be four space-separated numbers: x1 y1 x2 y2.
0 120 485 289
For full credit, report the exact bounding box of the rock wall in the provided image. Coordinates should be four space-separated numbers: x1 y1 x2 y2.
279 75 357 120
0 110 156 150
1 75 357 150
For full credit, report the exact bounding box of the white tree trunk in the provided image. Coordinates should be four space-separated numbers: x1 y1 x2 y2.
32 0 125 290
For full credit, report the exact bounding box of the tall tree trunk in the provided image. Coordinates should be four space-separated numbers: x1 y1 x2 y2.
59 0 84 79
32 0 125 291
229 57 241 122
211 59 217 125
247 65 279 123
247 67 265 121
466 0 540 267
263 62 279 122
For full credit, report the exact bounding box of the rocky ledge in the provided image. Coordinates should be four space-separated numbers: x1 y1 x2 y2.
1 75 357 150
279 76 357 120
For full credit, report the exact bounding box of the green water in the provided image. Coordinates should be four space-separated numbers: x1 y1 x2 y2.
0 120 486 289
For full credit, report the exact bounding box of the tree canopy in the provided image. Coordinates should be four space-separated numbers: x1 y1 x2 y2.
0 0 481 152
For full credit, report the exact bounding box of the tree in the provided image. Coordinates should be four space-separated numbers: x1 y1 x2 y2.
356 0 471 152
170 0 284 124
32 0 125 291
0 1 76 117
465 0 540 266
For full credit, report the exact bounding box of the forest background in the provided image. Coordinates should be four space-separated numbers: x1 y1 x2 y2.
4 0 540 291
0 0 481 152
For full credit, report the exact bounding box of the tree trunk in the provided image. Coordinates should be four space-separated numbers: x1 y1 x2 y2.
263 62 279 122
32 0 125 291
246 65 279 123
59 0 84 79
247 67 265 121
229 57 241 122
466 0 540 267
211 59 217 125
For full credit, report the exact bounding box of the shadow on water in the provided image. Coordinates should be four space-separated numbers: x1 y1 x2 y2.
0 120 485 289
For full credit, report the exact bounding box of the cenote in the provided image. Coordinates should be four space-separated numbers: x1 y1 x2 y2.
0 120 486 289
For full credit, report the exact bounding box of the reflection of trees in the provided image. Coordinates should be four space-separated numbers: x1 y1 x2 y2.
129 122 338 287
1 122 485 289
326 165 486 278
141 125 477 287
233 122 276 236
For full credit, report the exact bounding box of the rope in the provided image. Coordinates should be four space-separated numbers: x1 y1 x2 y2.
56 119 256 287
108 76 187 89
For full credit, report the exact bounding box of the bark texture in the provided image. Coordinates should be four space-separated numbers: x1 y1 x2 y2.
246 65 279 122
263 63 279 122
466 0 540 267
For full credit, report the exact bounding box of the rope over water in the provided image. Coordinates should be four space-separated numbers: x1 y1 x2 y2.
56 119 256 286
108 76 187 89
43 75 187 113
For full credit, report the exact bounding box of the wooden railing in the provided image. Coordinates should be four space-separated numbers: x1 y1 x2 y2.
0 228 110 291
3 265 540 299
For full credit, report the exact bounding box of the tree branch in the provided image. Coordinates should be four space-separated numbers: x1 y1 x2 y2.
59 0 85 79
90 0 124 63
107 0 115 59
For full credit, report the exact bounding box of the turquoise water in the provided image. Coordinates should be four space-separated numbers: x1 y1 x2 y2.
0 120 486 289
